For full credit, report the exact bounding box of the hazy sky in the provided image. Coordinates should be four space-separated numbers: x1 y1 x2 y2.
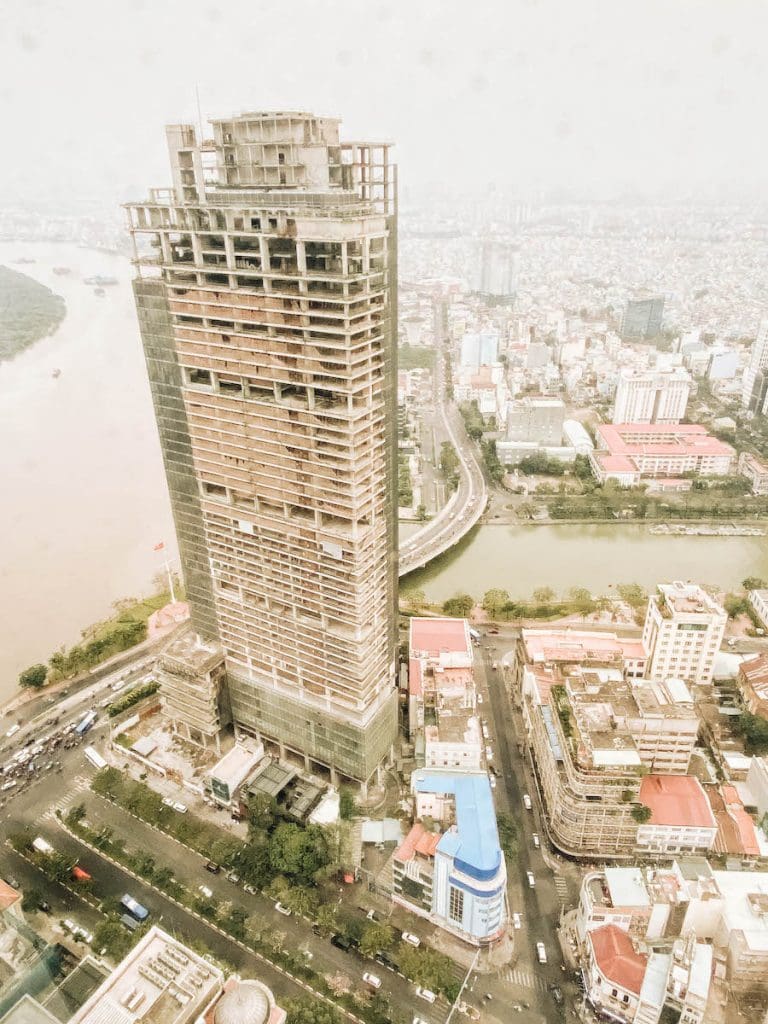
2 0 766 207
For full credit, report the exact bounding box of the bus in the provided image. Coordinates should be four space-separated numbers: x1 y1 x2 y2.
120 894 149 922
84 746 107 770
75 711 97 737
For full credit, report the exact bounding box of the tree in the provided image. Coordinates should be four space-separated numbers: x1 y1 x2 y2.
315 903 339 936
401 588 427 612
482 588 510 618
496 812 519 858
339 788 356 820
234 837 273 889
532 586 555 604
248 792 278 836
631 804 652 824
568 587 596 618
225 905 249 941
442 593 474 617
724 594 749 619
360 922 394 957
268 823 330 885
93 918 135 961
743 577 766 592
617 583 647 608
18 664 47 689
732 712 768 755
573 454 593 480
21 887 44 913
284 995 343 1023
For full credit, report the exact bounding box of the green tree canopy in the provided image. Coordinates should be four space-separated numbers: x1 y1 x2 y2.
442 593 474 617
268 823 330 885
284 997 343 1024
631 804 652 824
532 586 555 604
248 792 278 837
732 712 768 755
359 921 395 958
743 577 766 592
19 664 47 689
482 588 510 617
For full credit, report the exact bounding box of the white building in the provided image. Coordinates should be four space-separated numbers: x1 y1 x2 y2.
506 396 565 445
613 367 691 425
642 583 727 687
739 451 768 496
459 330 499 370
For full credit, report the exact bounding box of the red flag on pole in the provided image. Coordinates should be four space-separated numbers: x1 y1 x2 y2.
153 541 165 551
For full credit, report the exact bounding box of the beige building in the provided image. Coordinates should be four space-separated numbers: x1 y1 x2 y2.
642 582 726 687
612 367 691 425
515 630 702 856
127 111 399 784
738 451 768 495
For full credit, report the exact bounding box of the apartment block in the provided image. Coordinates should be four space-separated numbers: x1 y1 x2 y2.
741 319 768 412
621 295 665 341
748 590 768 633
642 582 727 687
126 110 399 783
612 367 691 425
506 395 565 445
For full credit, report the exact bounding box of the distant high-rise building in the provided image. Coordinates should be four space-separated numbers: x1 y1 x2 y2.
612 367 691 424
127 110 399 785
459 330 499 369
642 582 726 688
474 239 518 303
621 295 665 340
525 341 551 370
506 396 565 445
741 319 768 413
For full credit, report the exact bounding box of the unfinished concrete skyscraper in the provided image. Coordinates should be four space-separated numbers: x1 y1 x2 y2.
126 111 398 784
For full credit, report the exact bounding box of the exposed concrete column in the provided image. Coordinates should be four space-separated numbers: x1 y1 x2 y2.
330 766 339 787
359 780 368 800
279 741 287 761
341 240 349 278
296 240 306 275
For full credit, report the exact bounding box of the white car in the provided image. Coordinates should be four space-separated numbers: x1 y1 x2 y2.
275 901 292 916
485 746 494 761
527 872 535 888
413 1018 429 1024
513 912 522 929
532 833 540 848
198 885 213 899
536 941 547 964
489 775 496 789
401 931 420 947
477 694 483 705
162 796 175 808
415 986 436 1003
363 972 382 989
172 801 187 814
523 793 532 810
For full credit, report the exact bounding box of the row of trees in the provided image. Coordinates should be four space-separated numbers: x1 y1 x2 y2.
19 618 148 690
107 680 159 718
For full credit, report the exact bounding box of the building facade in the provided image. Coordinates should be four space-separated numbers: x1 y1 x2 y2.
127 111 399 783
741 319 768 413
612 368 691 425
621 296 665 340
642 583 726 688
591 424 735 485
506 396 565 445
738 451 768 495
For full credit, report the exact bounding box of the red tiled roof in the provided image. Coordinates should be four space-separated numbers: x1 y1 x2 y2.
598 423 734 459
639 775 716 829
410 617 470 658
394 823 441 862
589 924 647 996
717 785 760 856
0 880 20 911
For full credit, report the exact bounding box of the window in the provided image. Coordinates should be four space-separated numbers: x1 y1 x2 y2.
448 886 464 924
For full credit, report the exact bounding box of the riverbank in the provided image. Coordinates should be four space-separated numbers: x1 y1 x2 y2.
0 264 66 361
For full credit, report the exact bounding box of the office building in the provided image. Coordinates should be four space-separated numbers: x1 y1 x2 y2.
474 239 518 302
393 770 507 945
621 296 665 340
127 110 399 784
738 451 768 495
642 583 727 688
612 368 691 425
506 396 565 446
459 330 499 370
741 319 768 412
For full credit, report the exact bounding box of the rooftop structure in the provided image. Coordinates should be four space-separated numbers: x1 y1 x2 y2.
207 743 263 805
393 770 506 945
69 926 225 1024
126 109 399 784
591 423 735 485
506 395 565 446
636 775 717 855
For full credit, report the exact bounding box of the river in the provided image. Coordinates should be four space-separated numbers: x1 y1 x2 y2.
0 242 177 700
400 521 768 602
1 242 766 704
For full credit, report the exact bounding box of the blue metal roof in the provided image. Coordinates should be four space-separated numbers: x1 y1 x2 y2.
412 771 502 882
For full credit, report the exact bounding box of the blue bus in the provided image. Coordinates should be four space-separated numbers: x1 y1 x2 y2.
75 711 97 737
120 894 149 922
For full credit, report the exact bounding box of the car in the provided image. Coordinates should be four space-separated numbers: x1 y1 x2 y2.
485 746 494 761
198 885 213 899
523 793 532 810
532 833 540 848
162 797 175 808
527 871 535 888
413 1018 429 1024
38 901 52 913
331 933 354 952
550 986 563 1005
4 877 19 889
5 725 20 738
172 801 187 814
477 694 483 705
366 909 378 921
362 972 382 990
489 775 496 789
513 912 522 929
415 986 436 1003
488 628 500 635
536 941 547 964
275 901 292 916
204 861 221 874
374 950 397 970
727 638 736 648
244 884 257 895
401 931 420 947
226 872 241 884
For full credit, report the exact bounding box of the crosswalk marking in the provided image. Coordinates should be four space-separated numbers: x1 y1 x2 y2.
553 874 569 904
44 775 91 820
499 965 548 991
